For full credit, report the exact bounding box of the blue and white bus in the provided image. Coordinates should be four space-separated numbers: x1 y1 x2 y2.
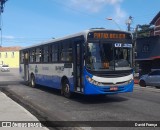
20 29 134 98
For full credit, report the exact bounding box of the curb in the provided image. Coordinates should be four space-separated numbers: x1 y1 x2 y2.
0 87 57 130
0 87 86 130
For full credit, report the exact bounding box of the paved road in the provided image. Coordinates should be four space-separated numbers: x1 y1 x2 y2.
0 69 160 130
0 69 50 130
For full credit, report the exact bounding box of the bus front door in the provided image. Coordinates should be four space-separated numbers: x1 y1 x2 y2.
74 42 83 93
24 52 29 82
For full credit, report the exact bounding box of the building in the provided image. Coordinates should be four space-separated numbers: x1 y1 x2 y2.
0 46 21 68
135 11 160 76
150 11 160 36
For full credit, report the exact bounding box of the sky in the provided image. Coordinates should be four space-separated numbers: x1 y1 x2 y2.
1 0 160 47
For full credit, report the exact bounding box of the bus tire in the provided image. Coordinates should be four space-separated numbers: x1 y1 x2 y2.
62 80 72 98
30 74 36 88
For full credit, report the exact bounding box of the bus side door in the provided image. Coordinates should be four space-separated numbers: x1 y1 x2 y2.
24 51 29 82
73 38 84 93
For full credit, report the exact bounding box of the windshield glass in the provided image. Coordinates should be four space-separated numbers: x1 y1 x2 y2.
86 42 132 71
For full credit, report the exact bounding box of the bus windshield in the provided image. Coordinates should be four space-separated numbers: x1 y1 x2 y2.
86 42 132 71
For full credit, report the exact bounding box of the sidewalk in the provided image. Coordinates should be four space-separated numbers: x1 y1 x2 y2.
0 91 48 130
0 69 49 129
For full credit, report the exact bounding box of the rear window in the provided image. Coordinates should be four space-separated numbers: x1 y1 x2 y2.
149 70 160 75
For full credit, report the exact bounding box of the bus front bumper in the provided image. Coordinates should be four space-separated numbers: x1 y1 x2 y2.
83 80 134 95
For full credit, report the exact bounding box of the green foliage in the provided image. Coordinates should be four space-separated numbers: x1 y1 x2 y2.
133 24 153 38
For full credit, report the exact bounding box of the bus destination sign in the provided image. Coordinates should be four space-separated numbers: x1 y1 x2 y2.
94 33 126 39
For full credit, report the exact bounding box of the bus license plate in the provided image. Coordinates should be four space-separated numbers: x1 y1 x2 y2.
110 87 118 91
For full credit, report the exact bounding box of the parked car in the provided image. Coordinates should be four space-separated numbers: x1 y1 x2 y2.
1 65 10 72
139 70 160 88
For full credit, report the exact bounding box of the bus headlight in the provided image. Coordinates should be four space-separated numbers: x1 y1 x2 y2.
86 76 100 86
128 78 133 84
86 76 92 82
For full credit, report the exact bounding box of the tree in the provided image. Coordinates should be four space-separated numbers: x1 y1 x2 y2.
135 24 152 38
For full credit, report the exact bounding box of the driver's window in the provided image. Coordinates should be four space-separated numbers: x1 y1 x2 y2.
88 43 101 63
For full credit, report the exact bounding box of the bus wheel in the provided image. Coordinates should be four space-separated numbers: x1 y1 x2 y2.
30 74 36 88
62 80 72 98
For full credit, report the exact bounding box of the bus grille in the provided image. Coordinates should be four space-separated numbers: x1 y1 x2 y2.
100 80 131 87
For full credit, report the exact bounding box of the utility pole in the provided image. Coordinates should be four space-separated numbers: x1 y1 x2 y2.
126 16 133 31
0 0 7 47
0 0 7 13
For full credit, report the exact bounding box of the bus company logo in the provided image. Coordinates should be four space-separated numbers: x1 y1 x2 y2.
55 66 64 71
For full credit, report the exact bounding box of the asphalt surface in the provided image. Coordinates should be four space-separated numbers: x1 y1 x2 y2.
1 84 160 121
0 69 160 130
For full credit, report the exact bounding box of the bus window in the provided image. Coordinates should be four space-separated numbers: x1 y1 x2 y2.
52 44 58 62
67 46 73 62
29 49 35 63
43 46 49 62
60 42 73 62
35 48 42 63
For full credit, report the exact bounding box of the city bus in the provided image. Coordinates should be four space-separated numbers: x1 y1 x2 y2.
20 29 134 98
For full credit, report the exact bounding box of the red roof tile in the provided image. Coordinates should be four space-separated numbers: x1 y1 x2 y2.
150 11 160 25
0 46 21 52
